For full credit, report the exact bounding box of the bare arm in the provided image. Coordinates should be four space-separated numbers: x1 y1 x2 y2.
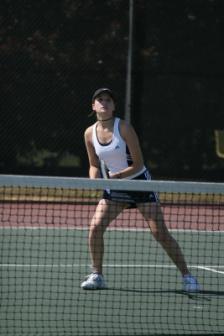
110 120 145 179
84 126 100 179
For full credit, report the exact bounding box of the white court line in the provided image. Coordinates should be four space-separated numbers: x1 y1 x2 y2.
197 266 224 275
0 263 224 272
0 226 224 233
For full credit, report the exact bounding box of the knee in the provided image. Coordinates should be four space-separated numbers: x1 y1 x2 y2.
151 229 163 242
89 222 105 238
151 229 171 244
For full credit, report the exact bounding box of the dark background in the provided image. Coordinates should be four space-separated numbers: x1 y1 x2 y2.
1 0 224 181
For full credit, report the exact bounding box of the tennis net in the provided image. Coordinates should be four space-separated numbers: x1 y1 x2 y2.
0 174 224 336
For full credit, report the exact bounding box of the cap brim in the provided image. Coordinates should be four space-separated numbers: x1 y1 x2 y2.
92 88 115 102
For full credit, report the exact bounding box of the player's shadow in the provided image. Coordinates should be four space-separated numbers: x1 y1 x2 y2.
112 288 224 301
185 290 224 301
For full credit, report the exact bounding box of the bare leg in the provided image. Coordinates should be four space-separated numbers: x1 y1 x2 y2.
89 199 125 274
138 202 190 276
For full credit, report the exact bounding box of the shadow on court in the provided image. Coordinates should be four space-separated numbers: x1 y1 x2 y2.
106 288 224 303
186 290 224 301
107 287 224 295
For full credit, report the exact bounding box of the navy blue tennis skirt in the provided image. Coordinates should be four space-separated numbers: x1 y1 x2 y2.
103 169 159 206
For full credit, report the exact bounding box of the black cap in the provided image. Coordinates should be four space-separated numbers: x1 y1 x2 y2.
92 88 115 102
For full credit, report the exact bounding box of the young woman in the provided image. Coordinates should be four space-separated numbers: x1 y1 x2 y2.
81 87 200 292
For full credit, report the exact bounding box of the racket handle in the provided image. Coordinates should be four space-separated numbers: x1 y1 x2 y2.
100 160 110 179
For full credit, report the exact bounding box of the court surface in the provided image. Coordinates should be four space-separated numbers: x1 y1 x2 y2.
0 202 224 335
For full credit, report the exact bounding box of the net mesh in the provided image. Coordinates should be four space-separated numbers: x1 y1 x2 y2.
0 174 224 336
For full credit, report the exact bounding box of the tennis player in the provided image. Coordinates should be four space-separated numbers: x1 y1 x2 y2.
81 88 200 292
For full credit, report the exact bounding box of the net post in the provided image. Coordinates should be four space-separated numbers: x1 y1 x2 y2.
124 0 134 123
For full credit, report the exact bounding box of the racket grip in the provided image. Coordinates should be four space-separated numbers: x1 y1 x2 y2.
100 160 110 179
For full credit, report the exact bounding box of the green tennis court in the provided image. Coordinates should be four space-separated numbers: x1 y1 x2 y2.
0 176 224 335
1 226 224 336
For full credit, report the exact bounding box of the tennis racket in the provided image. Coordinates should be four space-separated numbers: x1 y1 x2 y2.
100 160 110 179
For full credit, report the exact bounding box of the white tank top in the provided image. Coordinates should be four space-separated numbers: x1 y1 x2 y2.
92 117 146 179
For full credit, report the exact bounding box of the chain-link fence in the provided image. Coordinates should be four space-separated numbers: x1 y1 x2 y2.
1 0 224 180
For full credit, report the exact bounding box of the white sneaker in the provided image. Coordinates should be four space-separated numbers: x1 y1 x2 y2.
183 274 200 292
81 273 107 290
